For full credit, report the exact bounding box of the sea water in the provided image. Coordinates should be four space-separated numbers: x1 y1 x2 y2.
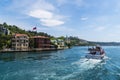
0 46 120 80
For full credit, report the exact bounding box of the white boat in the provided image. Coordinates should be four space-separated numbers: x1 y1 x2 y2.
85 53 105 59
86 46 105 59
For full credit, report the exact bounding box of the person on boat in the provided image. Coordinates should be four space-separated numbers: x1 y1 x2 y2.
95 46 101 55
95 45 105 55
100 48 105 55
88 46 96 55
86 45 105 59
88 45 105 55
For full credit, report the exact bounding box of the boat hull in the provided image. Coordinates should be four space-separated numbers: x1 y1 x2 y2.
85 53 105 59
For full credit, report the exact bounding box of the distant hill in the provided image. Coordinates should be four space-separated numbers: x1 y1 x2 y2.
88 41 120 46
67 36 88 46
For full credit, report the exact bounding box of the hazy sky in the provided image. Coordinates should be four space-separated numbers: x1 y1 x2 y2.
0 0 120 42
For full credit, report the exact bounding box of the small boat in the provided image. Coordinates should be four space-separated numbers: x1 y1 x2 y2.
85 46 105 59
85 53 105 59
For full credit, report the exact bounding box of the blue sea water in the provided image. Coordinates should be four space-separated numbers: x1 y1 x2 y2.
0 46 120 80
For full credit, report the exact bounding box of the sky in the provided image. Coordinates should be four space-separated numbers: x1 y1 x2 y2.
0 0 120 42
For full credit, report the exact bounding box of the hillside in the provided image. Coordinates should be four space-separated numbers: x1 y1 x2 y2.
2 22 116 50
0 22 54 49
89 41 120 46
1 22 53 37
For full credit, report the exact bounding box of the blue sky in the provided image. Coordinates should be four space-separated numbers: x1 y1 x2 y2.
0 0 120 42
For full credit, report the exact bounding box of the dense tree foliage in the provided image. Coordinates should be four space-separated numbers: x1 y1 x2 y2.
2 22 53 37
0 34 11 50
53 36 90 46
68 36 89 46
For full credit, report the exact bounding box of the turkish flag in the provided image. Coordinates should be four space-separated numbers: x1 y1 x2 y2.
33 27 36 30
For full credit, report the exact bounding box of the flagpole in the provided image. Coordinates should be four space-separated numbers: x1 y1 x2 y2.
36 27 37 36
32 27 37 36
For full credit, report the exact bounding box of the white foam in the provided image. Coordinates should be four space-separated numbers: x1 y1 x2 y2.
72 58 102 70
61 73 75 80
59 58 104 80
116 73 120 76
103 56 110 60
33 77 39 80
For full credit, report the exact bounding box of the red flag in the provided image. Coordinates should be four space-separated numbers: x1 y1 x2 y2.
33 27 36 30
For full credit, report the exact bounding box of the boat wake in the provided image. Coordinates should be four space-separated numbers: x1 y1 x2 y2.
72 57 106 71
54 58 103 80
54 58 107 80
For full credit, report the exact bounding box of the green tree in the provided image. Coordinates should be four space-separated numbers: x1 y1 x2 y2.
0 34 11 50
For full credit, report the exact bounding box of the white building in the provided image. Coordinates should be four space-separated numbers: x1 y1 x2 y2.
0 26 10 35
11 34 29 50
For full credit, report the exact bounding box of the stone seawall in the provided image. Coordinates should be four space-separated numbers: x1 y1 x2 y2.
0 47 68 53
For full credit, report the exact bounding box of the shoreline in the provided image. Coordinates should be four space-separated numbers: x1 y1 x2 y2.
0 47 69 53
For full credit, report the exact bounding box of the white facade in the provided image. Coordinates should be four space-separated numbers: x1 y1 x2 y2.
12 34 29 50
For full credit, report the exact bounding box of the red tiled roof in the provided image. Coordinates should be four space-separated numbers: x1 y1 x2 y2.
14 34 28 37
32 36 49 39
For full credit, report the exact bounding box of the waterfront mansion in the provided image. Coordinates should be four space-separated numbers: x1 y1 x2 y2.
11 34 29 50
11 33 67 51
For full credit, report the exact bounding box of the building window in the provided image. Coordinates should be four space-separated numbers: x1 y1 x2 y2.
26 40 28 42
12 44 16 46
17 36 20 38
23 44 26 46
20 40 24 43
17 40 19 42
24 40 26 43
24 36 27 38
12 40 15 42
